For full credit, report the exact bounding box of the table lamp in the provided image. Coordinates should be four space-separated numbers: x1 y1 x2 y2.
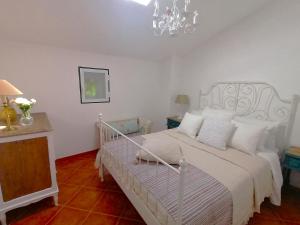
175 94 189 119
0 80 23 131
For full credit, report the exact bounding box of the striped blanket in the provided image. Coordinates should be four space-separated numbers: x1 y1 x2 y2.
101 136 233 225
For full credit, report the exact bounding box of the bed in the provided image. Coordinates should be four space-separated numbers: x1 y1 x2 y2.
95 82 299 225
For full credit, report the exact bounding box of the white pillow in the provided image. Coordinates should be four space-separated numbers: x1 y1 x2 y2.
233 116 280 130
229 121 266 155
233 117 281 153
190 109 202 115
202 107 235 121
177 112 204 138
136 138 183 165
197 118 235 150
257 130 279 153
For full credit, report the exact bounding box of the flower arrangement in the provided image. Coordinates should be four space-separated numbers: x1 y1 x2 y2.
14 97 37 125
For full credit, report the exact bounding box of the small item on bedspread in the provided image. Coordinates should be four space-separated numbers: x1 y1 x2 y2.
136 138 183 165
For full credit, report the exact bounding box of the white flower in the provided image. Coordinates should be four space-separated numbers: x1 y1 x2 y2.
15 97 30 105
15 97 37 105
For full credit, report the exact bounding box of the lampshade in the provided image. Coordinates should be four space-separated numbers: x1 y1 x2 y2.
175 94 189 105
0 80 23 96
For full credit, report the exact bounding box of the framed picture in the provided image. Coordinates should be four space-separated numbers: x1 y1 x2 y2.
78 67 110 104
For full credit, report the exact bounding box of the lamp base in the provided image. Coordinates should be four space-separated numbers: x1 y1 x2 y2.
0 105 17 123
0 125 18 131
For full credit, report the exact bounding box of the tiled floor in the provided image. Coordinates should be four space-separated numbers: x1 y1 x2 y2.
5 150 300 225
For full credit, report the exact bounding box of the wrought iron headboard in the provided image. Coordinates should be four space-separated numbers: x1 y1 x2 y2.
199 81 300 147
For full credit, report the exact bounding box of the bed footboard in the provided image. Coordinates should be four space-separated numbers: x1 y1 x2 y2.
97 113 186 225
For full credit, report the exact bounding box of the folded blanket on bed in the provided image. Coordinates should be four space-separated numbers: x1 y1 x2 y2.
136 138 183 165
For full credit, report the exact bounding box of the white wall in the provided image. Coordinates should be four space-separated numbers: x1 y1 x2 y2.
161 55 185 116
0 41 169 158
177 0 300 186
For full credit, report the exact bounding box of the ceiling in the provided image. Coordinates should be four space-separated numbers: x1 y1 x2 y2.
0 0 274 61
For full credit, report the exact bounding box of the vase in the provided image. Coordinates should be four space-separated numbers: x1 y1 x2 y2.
20 111 33 126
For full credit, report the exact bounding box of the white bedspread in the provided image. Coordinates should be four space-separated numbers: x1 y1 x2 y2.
144 129 274 225
257 152 283 205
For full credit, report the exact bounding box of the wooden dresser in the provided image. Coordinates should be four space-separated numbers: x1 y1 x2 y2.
0 113 58 225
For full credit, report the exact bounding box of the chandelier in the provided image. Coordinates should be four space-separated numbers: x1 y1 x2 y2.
152 0 199 37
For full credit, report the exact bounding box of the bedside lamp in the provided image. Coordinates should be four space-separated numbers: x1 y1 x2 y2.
0 80 23 130
175 94 189 119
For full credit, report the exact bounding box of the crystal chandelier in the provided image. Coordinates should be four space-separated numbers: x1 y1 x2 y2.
153 0 199 37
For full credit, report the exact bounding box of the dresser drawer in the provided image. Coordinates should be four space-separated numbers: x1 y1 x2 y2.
284 156 300 171
0 137 52 202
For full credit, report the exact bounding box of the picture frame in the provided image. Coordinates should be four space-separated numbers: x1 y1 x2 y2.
78 67 110 104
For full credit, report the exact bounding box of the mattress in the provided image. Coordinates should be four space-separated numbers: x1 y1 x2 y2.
98 129 274 225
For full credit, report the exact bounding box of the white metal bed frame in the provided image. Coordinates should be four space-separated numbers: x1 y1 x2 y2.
198 82 299 147
98 115 186 225
97 81 299 225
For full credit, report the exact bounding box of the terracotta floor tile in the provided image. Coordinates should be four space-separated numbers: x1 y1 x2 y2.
80 160 97 171
47 207 88 225
248 216 287 225
56 159 79 171
7 207 31 224
7 197 55 224
56 168 76 184
67 188 103 210
84 174 103 189
58 184 81 205
92 191 127 216
65 170 94 185
117 218 146 225
82 213 118 225
73 158 93 167
12 206 61 225
85 174 121 192
7 151 300 225
79 150 97 158
276 202 300 221
254 201 281 220
281 222 300 225
121 202 144 221
56 158 90 171
281 191 300 210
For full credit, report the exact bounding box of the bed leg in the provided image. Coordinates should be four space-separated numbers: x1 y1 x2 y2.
53 193 58 206
99 162 104 182
0 213 7 225
98 113 104 182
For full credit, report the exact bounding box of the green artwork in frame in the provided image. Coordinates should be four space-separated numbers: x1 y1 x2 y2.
78 67 110 103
